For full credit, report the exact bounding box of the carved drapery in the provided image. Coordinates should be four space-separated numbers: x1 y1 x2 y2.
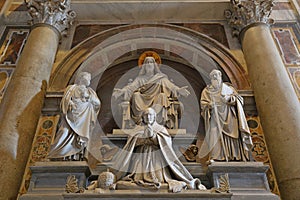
24 0 76 36
225 0 274 36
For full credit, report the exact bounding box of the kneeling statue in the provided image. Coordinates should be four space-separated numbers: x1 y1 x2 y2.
112 108 206 192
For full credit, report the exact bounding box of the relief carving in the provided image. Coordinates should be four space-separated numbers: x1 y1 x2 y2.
65 175 84 193
211 174 230 193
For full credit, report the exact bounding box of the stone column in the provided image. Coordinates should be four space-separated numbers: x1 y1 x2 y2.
226 1 300 200
0 1 75 199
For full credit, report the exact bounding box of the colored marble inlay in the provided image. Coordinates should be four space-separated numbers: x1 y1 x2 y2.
0 1 5 11
247 116 280 195
0 68 14 98
72 24 126 48
19 115 59 195
172 23 229 48
272 28 300 65
30 116 59 162
287 67 300 97
72 23 229 49
0 28 29 65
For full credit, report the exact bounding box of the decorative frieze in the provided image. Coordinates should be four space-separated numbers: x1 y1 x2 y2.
225 0 275 36
24 0 76 36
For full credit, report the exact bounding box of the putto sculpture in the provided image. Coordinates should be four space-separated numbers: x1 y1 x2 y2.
48 72 101 161
199 69 253 163
113 51 190 129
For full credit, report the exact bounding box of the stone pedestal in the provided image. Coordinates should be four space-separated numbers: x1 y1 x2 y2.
208 162 279 200
63 190 232 200
112 128 186 135
19 161 90 200
92 162 209 187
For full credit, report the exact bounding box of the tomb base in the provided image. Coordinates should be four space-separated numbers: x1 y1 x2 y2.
112 128 186 135
207 162 280 200
19 161 90 200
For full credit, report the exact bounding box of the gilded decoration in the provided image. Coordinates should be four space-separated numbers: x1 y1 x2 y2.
24 0 76 36
138 51 162 67
19 115 59 195
247 116 280 195
225 0 274 36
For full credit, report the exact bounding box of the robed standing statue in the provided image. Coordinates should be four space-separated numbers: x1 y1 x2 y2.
199 69 253 163
48 72 101 161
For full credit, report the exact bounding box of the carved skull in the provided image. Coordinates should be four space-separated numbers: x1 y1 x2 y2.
97 171 115 189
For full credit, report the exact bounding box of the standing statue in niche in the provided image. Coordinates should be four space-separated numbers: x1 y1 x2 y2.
112 52 190 129
112 108 206 192
48 72 101 161
199 69 252 163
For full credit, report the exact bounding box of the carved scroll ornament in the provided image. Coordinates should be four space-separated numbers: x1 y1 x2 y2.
24 0 76 36
225 0 274 36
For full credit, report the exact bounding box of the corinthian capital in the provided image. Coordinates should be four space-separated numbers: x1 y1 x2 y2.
225 0 274 36
24 0 76 36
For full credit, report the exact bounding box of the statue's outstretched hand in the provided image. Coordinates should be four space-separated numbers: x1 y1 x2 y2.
177 86 190 97
112 88 124 99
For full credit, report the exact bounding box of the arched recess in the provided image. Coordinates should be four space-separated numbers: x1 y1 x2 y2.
49 24 250 92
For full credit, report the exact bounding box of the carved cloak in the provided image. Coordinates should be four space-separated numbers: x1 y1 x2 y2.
112 122 203 191
122 72 180 126
199 82 252 161
48 84 100 158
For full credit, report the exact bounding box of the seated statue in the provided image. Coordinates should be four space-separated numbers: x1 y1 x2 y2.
112 108 206 192
48 72 101 161
112 54 190 129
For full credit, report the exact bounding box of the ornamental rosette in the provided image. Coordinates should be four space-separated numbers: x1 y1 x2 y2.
225 0 274 36
24 0 76 36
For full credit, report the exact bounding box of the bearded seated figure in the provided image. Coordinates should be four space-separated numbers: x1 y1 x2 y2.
112 55 189 131
111 108 206 193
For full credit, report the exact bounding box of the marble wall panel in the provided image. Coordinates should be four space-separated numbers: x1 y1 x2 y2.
0 67 14 102
72 24 127 48
287 66 300 96
0 27 29 65
272 27 300 65
273 2 292 10
72 23 228 49
172 23 229 48
272 23 300 98
0 1 5 12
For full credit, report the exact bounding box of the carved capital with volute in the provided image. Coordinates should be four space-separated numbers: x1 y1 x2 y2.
24 0 76 37
225 0 274 37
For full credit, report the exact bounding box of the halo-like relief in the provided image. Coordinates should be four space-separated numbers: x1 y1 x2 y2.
138 51 162 67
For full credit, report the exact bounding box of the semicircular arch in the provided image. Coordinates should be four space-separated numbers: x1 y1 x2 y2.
49 24 250 91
